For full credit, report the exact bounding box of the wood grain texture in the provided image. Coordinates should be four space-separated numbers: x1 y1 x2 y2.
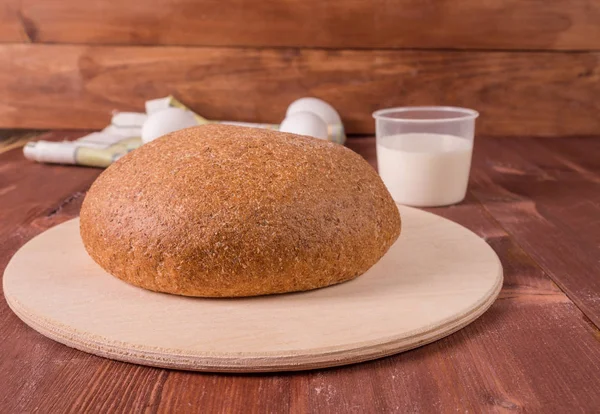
7 0 600 51
0 0 28 43
1 134 600 411
1 44 600 136
470 137 600 327
0 131 100 244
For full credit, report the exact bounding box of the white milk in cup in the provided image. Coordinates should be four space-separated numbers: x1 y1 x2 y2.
373 107 479 207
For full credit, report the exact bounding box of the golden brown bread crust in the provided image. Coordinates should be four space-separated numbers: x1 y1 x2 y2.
80 125 401 297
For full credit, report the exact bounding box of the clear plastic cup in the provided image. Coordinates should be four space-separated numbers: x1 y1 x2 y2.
372 106 479 207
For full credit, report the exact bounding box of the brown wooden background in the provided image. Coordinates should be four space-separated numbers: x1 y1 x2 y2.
1 0 599 136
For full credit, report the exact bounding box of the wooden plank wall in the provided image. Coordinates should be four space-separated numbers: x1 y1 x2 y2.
0 0 599 136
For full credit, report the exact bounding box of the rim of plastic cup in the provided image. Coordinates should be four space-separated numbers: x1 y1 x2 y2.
372 106 479 123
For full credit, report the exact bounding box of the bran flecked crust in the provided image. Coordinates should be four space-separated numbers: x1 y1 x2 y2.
80 125 401 297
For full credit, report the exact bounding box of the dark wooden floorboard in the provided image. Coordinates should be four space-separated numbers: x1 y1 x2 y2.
1 133 599 412
470 137 600 327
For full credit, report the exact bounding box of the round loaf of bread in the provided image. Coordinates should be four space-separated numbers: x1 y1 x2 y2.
80 125 401 297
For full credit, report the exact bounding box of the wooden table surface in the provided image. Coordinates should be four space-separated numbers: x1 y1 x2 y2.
1 132 599 412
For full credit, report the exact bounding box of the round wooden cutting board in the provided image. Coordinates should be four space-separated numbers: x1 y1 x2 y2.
3 206 502 372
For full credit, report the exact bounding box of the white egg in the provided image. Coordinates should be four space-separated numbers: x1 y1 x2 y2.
279 112 329 139
286 97 341 126
141 107 198 143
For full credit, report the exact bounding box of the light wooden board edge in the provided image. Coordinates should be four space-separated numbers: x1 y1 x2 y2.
4 269 502 372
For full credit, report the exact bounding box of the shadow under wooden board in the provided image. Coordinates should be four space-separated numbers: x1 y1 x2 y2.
4 206 502 372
